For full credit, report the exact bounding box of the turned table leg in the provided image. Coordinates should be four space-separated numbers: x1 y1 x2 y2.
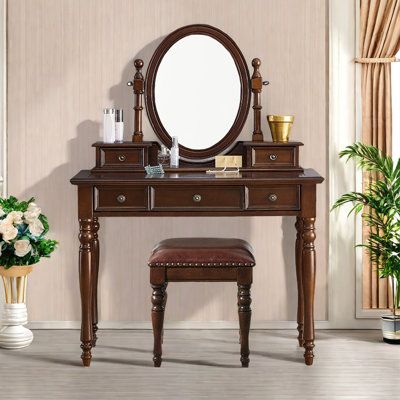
151 283 167 367
295 217 304 347
91 217 100 347
79 218 94 367
301 217 316 366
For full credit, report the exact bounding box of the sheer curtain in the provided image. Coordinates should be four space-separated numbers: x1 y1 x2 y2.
358 0 400 309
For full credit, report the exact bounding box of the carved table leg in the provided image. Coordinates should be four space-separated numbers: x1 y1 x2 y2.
238 283 252 367
151 283 167 367
301 217 316 366
91 217 100 347
295 217 304 347
79 218 94 367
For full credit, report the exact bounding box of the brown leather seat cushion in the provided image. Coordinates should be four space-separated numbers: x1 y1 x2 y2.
148 238 255 267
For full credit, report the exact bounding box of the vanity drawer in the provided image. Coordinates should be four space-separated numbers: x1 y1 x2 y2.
247 185 300 210
96 186 148 211
252 147 296 168
151 186 243 211
102 148 145 168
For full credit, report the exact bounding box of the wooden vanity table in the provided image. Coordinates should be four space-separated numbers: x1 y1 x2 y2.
70 24 324 367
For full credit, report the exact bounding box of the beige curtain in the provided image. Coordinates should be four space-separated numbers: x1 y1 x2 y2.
359 0 400 309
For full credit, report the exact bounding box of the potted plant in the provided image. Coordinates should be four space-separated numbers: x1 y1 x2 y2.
332 142 400 343
0 196 57 348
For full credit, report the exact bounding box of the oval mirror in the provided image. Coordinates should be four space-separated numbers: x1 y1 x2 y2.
145 25 250 162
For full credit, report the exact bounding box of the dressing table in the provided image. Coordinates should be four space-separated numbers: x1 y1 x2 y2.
70 24 324 367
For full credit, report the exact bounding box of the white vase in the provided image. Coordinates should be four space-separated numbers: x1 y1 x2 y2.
0 265 34 349
0 303 33 349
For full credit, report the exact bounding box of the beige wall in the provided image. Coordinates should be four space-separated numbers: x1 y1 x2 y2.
7 0 327 323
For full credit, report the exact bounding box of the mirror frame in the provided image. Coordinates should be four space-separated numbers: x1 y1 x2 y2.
145 24 251 162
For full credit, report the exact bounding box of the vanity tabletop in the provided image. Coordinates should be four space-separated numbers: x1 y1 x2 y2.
70 168 324 185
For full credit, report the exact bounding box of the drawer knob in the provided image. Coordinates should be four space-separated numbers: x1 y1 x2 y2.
268 193 278 202
118 154 126 162
116 194 126 203
193 194 202 202
269 154 278 161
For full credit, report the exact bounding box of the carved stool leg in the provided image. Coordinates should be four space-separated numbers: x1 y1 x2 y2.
301 217 316 366
162 283 168 344
295 217 304 347
237 283 252 367
91 217 100 347
151 283 167 367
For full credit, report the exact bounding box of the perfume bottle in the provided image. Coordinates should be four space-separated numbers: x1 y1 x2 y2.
170 136 179 168
115 109 124 142
103 108 115 143
157 145 170 167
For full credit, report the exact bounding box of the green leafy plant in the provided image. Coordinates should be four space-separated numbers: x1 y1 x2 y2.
332 142 400 316
0 196 58 269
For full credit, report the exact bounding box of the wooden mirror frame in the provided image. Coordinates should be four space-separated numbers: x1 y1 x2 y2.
145 24 251 162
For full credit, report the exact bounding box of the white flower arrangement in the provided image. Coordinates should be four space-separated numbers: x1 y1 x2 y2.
0 196 57 269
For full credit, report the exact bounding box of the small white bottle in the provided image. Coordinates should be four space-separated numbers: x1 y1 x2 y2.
115 109 124 142
170 136 179 168
103 108 115 143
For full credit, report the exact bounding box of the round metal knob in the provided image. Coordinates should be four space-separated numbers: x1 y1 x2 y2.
193 194 202 202
127 81 133 86
118 154 126 162
268 194 278 202
117 194 126 203
269 154 277 161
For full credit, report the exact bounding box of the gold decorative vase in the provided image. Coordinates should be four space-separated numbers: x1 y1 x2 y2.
267 115 294 143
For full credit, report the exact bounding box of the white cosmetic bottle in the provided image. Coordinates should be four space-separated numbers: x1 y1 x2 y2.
170 136 179 168
103 108 115 143
115 109 124 142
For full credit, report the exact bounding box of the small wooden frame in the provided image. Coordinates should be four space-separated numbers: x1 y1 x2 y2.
251 58 264 142
128 59 145 143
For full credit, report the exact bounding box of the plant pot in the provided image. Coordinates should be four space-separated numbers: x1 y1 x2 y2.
381 315 400 344
0 266 34 349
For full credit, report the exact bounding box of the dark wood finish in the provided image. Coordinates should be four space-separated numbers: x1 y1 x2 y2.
95 186 148 211
246 185 300 211
151 186 243 211
91 142 152 172
251 58 263 142
78 186 94 367
71 165 323 367
91 217 100 347
145 24 251 161
127 59 145 143
295 216 304 347
150 262 253 367
243 141 303 170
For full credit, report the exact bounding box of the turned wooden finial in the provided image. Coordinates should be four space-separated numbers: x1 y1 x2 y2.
129 59 145 142
251 58 263 142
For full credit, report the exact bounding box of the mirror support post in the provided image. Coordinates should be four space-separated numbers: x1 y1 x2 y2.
251 58 263 142
128 59 144 143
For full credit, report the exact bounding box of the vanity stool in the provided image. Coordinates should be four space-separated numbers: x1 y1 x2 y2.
148 237 255 367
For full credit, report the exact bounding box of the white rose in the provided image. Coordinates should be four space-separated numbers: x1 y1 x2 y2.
7 211 24 225
1 224 18 242
14 239 32 257
23 203 41 223
28 218 44 237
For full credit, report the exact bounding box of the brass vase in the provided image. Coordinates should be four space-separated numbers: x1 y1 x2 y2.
267 115 294 143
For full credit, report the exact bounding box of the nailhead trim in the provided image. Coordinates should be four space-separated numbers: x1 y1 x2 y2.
148 262 255 267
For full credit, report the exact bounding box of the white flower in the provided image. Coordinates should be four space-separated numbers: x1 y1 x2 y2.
14 239 32 257
23 203 41 224
0 224 18 243
7 211 24 225
28 218 44 237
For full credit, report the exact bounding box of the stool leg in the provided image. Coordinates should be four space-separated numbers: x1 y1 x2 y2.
238 283 252 367
151 283 167 367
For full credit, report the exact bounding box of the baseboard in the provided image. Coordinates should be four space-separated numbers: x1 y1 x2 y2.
26 320 340 330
